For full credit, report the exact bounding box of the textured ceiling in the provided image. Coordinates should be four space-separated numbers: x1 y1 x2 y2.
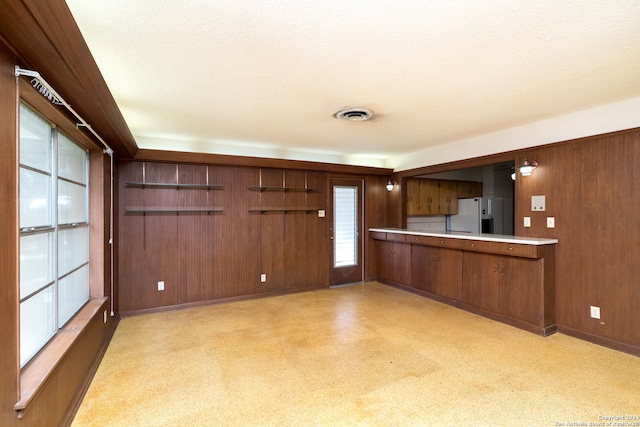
66 0 640 167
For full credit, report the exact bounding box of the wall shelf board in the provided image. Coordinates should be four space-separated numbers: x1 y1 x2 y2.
248 209 318 214
248 186 319 193
126 182 224 189
125 209 224 214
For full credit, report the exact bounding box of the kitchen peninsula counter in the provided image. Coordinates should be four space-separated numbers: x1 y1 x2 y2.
370 227 557 336
370 228 558 245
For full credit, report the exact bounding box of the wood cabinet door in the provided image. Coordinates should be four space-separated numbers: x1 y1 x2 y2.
499 257 542 324
457 181 483 198
392 242 412 286
462 252 500 312
420 180 439 215
438 180 458 215
377 241 411 285
413 246 462 299
411 245 430 291
406 179 421 215
464 252 543 325
431 248 463 301
377 241 394 282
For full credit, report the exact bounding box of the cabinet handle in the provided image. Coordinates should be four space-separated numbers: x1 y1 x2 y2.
493 265 498 272
508 247 513 251
499 266 504 273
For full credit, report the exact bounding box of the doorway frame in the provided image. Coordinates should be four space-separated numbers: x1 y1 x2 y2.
327 176 365 286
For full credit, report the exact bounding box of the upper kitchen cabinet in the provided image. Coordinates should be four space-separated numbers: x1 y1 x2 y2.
457 181 483 198
407 178 439 215
438 180 458 215
419 179 440 214
406 178 443 215
406 179 422 215
407 178 478 216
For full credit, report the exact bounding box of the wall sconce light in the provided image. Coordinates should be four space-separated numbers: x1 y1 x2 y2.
519 159 538 176
386 179 396 191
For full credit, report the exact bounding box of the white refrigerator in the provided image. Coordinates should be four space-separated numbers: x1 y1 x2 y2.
449 197 503 234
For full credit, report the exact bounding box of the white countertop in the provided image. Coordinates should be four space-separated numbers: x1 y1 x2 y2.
369 228 558 245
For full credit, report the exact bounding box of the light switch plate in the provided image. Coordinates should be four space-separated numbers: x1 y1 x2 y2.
524 217 531 227
590 306 600 319
158 281 164 291
318 210 325 218
532 195 546 211
547 217 555 228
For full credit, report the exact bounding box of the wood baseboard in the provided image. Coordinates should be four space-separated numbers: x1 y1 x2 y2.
557 325 640 357
120 285 328 318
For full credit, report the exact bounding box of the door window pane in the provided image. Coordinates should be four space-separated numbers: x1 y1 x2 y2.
334 186 357 267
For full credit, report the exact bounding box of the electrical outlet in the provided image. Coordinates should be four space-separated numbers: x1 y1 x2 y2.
260 274 266 282
158 281 165 291
318 210 325 218
524 217 531 227
590 306 600 319
547 217 555 228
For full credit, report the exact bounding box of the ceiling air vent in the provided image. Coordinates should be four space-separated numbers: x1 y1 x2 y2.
334 107 374 122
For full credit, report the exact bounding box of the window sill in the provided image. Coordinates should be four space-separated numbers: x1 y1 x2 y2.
15 297 108 414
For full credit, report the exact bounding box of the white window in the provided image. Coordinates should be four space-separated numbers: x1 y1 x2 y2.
19 103 90 368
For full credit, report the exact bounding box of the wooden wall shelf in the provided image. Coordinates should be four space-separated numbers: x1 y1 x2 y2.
248 209 318 214
125 209 224 214
248 186 319 193
126 182 224 189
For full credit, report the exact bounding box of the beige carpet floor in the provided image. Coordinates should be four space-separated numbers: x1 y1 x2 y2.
72 282 639 426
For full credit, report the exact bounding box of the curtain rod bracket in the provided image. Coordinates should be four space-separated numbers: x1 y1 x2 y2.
15 66 40 78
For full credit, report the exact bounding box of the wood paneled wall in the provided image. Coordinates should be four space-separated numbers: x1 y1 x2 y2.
118 161 389 314
515 130 640 354
365 175 394 281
